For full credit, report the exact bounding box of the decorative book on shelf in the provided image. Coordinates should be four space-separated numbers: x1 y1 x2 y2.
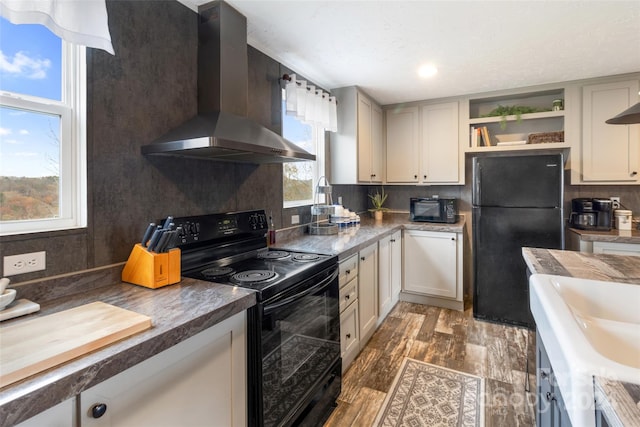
481 126 492 146
471 126 491 147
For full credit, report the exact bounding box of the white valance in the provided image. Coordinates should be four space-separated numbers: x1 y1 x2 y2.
0 0 114 55
285 74 337 132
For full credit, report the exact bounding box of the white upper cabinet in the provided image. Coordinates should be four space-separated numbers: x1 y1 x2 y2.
330 87 383 184
386 102 462 184
386 106 419 182
420 102 459 183
576 79 639 184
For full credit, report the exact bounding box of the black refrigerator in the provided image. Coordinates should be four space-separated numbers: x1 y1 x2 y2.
472 154 564 328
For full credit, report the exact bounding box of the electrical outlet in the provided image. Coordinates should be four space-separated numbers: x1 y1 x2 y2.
291 215 300 225
337 196 343 205
3 251 46 276
611 196 621 209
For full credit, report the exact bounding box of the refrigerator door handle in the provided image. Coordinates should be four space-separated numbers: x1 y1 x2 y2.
473 163 481 206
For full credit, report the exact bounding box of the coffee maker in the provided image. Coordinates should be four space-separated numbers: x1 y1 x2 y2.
569 198 612 230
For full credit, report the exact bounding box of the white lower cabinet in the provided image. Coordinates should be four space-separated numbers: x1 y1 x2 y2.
358 242 378 349
80 311 246 427
339 298 359 372
592 241 640 256
15 398 75 427
402 230 463 311
378 230 402 325
338 254 360 373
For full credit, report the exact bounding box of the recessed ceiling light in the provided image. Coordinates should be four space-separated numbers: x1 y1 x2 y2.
418 64 438 78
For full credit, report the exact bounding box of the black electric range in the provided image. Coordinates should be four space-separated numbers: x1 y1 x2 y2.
183 247 335 302
171 210 341 427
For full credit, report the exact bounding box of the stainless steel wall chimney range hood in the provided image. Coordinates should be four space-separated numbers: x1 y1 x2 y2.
142 1 315 163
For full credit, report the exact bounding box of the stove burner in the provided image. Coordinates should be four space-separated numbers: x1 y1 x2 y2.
202 266 235 280
259 251 290 260
232 270 278 284
292 254 321 262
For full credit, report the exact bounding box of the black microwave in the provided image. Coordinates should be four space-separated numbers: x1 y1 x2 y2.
410 197 457 223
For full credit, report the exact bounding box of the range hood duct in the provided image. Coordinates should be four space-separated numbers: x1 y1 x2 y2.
142 1 315 163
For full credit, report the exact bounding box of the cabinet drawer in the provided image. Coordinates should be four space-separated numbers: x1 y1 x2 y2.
339 277 358 313
340 302 359 358
339 254 359 287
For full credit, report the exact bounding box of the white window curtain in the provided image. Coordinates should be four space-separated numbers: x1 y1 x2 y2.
285 74 337 132
0 0 114 54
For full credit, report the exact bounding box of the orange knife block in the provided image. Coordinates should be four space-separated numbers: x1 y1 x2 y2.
121 244 181 289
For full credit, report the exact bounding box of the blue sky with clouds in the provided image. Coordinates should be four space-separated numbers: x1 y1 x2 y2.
0 16 61 178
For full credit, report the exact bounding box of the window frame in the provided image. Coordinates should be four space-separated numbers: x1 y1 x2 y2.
281 87 326 209
0 40 87 236
282 124 326 209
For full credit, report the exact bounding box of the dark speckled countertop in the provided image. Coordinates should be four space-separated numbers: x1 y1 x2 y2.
522 247 640 426
278 212 466 261
0 267 256 427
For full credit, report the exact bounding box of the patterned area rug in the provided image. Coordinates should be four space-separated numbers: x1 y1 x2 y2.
373 358 484 427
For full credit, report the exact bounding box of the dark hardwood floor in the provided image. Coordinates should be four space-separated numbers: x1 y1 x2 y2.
325 301 537 426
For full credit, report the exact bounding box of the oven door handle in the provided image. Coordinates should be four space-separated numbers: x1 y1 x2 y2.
263 268 339 314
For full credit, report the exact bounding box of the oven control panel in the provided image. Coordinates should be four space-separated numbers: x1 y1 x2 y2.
171 210 268 245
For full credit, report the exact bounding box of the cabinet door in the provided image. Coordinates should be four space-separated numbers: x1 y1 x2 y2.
390 230 402 306
371 103 384 182
420 102 459 183
340 299 359 373
386 106 419 182
80 312 246 427
357 93 374 182
403 230 458 299
16 398 75 427
378 235 393 323
358 243 378 348
592 241 640 256
582 80 640 182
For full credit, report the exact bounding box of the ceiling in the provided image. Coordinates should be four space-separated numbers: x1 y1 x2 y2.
178 0 640 106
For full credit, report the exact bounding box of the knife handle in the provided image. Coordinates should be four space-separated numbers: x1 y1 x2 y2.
147 229 164 252
162 216 174 230
155 231 172 253
141 223 156 247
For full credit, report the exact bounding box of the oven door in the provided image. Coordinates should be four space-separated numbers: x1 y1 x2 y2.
256 266 340 427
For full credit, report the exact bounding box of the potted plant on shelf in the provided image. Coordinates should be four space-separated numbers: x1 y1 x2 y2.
368 187 389 221
482 105 551 130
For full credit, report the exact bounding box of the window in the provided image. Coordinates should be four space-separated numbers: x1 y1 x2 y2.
0 17 86 235
282 93 326 208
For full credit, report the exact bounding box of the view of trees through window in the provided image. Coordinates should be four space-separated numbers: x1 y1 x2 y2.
282 96 323 207
0 17 62 222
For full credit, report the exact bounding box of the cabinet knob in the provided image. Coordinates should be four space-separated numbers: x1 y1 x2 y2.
361 256 365 261
90 403 107 419
540 371 549 380
390 239 395 243
414 175 418 179
345 294 350 300
423 175 427 179
632 171 638 176
346 333 351 339
346 269 351 274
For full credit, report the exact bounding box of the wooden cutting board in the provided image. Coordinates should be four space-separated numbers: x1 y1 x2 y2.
0 302 152 388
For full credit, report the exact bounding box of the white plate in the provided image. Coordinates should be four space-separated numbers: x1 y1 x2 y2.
496 140 527 146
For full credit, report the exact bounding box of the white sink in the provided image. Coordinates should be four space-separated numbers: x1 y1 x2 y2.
529 274 640 427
